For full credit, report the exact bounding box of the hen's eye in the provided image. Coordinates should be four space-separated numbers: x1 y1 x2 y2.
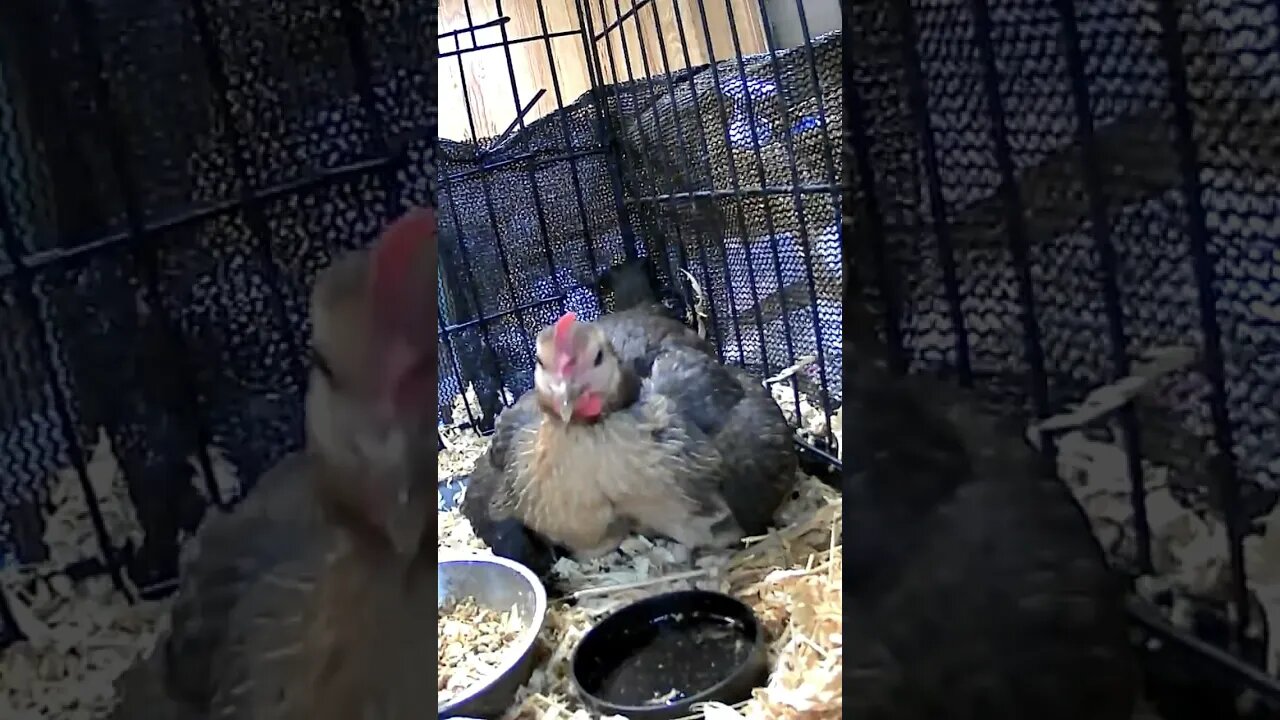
593 349 604 367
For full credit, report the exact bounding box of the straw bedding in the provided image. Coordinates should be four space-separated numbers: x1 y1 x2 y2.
436 383 844 720
4 365 1278 718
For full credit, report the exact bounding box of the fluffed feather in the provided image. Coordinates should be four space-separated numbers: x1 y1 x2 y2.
463 305 797 565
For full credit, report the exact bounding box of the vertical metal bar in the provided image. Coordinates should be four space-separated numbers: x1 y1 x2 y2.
0 585 17 643
590 0 668 294
532 1 604 294
600 0 681 250
438 307 480 428
651 0 736 356
437 25 509 423
454 13 487 144
746 0 836 440
333 0 405 205
434 178 511 410
571 0 644 270
1153 0 1249 648
635 0 719 317
777 1 840 180
579 0 729 351
844 60 905 374
492 0 572 315
714 1 802 406
967 0 1052 428
66 0 225 514
0 173 129 601
1052 0 1152 573
893 0 972 384
445 0 538 395
681 0 765 367
607 0 718 325
435 231 493 427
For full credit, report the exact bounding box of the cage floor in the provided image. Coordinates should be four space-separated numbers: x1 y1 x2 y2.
0 382 1277 717
437 425 843 719
436 423 1181 720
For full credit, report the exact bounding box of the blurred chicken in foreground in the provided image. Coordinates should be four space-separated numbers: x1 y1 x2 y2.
839 287 1138 719
462 262 797 570
107 207 437 720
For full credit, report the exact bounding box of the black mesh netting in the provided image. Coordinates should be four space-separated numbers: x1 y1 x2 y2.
608 31 844 415
436 30 844 439
0 0 437 638
436 97 633 430
847 0 1280 510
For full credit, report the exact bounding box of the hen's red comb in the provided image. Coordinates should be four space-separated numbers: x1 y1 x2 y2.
553 311 578 351
370 207 435 318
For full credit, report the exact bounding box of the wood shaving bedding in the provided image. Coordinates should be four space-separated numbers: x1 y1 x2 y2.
437 389 845 720
0 432 236 719
438 597 526 704
0 383 833 720
1034 361 1280 713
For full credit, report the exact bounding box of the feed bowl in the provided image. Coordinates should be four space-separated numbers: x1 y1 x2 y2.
438 554 548 719
571 590 769 720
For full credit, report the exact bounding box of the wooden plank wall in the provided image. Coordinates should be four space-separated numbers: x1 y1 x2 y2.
589 0 767 84
437 0 768 142
437 0 589 142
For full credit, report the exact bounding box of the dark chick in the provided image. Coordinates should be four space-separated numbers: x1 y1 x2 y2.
840 359 1138 720
463 306 797 564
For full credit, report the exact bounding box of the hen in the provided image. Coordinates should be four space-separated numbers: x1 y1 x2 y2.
462 303 797 568
840 302 1138 718
106 207 437 720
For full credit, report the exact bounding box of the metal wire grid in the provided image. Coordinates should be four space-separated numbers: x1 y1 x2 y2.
0 0 439 644
436 0 844 469
583 0 843 458
846 0 1280 702
435 0 635 434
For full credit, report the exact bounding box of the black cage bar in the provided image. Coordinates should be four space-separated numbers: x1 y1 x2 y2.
435 0 844 473
1 0 1280 713
0 0 439 645
847 0 1280 708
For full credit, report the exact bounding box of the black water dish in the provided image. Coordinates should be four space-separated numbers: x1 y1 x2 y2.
571 590 768 719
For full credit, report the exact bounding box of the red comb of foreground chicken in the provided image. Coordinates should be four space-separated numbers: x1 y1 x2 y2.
287 207 438 720
462 304 797 563
554 310 577 346
308 206 437 557
105 208 439 720
367 205 437 419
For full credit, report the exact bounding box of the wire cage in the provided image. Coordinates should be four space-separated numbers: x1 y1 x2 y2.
847 0 1280 713
435 0 844 469
433 6 844 713
0 0 438 661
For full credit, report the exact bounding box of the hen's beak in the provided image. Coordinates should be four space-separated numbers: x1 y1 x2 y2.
548 379 575 423
356 430 427 557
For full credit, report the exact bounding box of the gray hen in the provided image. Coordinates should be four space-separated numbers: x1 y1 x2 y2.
462 306 797 563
